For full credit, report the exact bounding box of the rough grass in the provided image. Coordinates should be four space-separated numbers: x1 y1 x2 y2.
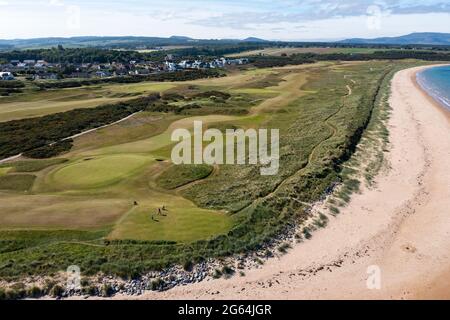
324 61 423 214
183 62 389 212
156 164 214 190
70 112 182 154
0 82 174 122
0 167 11 176
0 195 130 229
0 159 68 173
227 47 384 58
0 174 36 192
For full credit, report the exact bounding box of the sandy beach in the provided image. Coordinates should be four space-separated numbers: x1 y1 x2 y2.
106 65 450 300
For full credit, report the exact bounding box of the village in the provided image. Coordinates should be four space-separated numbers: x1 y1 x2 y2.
0 56 249 81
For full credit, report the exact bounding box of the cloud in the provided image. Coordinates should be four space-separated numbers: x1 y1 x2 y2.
189 0 450 29
0 0 449 40
48 0 64 6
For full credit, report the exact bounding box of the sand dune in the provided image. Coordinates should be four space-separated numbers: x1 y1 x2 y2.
113 65 450 300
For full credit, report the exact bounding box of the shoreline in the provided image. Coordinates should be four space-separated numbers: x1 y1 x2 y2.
408 65 450 299
413 64 450 121
416 64 450 112
115 64 450 300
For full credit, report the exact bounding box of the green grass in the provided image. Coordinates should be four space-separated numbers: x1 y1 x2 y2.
88 114 241 156
156 164 214 190
71 112 182 153
49 154 154 190
109 198 233 243
227 47 386 58
0 60 412 281
0 174 36 192
0 167 11 176
0 82 175 122
232 88 279 95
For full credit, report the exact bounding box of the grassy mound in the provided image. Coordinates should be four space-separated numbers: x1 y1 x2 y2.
156 164 214 190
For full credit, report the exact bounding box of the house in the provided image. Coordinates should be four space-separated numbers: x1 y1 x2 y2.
165 54 175 61
113 68 129 77
95 71 111 78
0 64 13 71
35 60 48 68
23 60 36 65
210 59 226 68
91 64 101 70
227 58 249 65
179 60 196 69
192 60 208 69
0 72 15 80
164 61 178 72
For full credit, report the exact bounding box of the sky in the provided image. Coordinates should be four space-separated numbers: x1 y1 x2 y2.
0 0 450 40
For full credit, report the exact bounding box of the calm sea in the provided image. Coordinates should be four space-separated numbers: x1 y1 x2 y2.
417 65 450 111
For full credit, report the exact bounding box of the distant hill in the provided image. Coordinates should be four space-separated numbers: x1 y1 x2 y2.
169 36 194 41
340 32 450 46
243 37 268 42
0 36 269 50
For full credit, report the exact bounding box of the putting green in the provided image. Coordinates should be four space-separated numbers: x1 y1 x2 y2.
50 154 153 189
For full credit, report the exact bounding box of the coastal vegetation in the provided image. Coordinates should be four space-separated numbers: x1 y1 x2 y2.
0 60 406 284
249 50 450 68
33 69 222 90
0 80 25 96
0 94 161 159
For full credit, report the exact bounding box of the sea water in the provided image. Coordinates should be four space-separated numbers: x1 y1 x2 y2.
417 65 450 111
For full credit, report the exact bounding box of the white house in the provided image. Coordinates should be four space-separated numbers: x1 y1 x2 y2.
164 61 178 72
0 72 15 80
35 60 48 68
178 60 194 69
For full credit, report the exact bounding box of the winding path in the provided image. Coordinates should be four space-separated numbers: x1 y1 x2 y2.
247 78 356 206
0 111 143 164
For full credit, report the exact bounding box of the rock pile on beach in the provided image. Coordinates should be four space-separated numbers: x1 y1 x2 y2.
50 218 306 299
